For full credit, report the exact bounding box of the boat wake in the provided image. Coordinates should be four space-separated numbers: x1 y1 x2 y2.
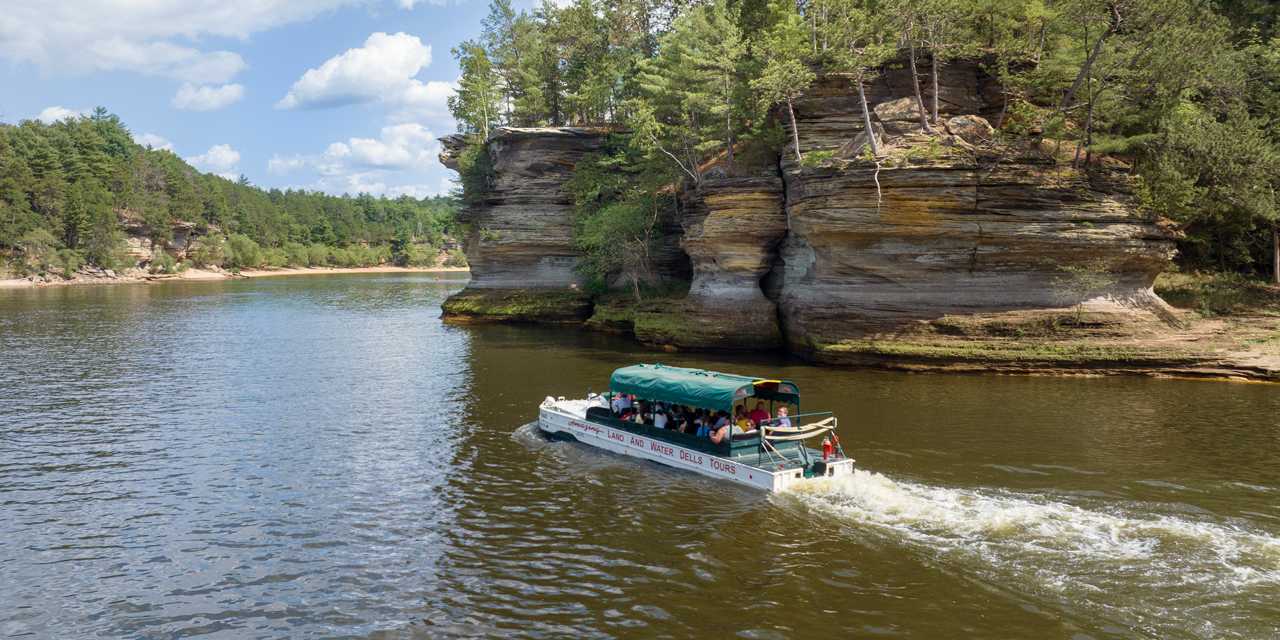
789 470 1280 637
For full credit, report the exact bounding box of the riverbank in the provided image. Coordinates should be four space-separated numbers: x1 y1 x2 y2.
0 265 469 289
441 273 1280 383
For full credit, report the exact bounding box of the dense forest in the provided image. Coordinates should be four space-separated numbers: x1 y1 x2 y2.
448 0 1280 282
0 109 464 275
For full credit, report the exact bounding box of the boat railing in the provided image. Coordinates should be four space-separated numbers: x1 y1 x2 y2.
759 411 837 441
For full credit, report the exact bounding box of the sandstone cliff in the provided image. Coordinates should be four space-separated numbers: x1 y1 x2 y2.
438 58 1180 361
440 127 608 291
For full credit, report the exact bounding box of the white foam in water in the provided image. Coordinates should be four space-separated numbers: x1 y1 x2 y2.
790 470 1280 636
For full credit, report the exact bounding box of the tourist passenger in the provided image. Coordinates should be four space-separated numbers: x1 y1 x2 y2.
734 405 749 428
611 393 632 418
711 418 757 444
654 408 670 430
747 401 771 427
766 406 792 435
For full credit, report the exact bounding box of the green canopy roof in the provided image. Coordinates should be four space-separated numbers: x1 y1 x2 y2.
609 363 800 411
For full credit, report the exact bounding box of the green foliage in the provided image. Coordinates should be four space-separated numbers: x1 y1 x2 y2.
55 248 85 278
263 247 288 268
223 234 262 269
148 252 177 274
445 0 1279 278
1 110 462 274
1052 258 1120 323
443 249 469 267
190 235 223 268
306 243 329 267
801 150 836 167
1154 270 1280 316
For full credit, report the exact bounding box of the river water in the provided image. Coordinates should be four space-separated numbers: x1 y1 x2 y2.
2 273 1278 639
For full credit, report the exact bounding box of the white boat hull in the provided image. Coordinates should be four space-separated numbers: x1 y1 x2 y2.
538 398 854 492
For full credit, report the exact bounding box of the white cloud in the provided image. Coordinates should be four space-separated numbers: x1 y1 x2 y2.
384 79 456 127
268 123 454 197
171 83 246 111
276 32 432 110
0 0 370 83
133 133 174 151
270 123 438 174
186 144 241 179
35 106 92 122
387 177 455 198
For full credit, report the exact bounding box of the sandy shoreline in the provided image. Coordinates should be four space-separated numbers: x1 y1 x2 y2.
0 266 470 289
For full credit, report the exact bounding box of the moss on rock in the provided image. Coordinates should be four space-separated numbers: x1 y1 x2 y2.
441 289 596 323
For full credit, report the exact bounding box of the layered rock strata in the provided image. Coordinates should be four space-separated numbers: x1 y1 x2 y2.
438 58 1180 359
662 174 787 348
775 62 1179 349
440 127 611 291
439 126 689 322
776 151 1178 349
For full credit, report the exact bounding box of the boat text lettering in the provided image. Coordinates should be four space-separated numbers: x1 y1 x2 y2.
570 421 602 436
650 442 674 457
678 450 703 465
710 459 737 475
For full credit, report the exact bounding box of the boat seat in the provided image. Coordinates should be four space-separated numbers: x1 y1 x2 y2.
730 432 760 442
585 406 612 420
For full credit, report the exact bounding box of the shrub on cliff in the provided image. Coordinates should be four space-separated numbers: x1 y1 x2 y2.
148 252 177 274
190 236 224 268
1052 259 1120 323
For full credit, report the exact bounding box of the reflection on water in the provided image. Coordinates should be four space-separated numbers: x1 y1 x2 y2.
1 273 1279 639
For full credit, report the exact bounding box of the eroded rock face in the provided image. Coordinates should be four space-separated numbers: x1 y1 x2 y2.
437 57 1180 349
443 127 612 291
671 174 787 348
777 150 1179 346
119 217 201 264
441 127 690 296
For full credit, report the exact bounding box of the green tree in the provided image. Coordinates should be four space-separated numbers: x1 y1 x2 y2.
751 0 817 162
450 41 502 137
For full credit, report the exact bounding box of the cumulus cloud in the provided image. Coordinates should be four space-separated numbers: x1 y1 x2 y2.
269 123 437 175
186 144 241 179
276 32 431 110
133 133 174 151
386 177 455 198
171 83 246 111
384 79 456 127
0 0 370 83
35 106 92 122
267 123 454 197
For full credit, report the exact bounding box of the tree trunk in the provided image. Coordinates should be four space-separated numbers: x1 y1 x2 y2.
787 98 802 162
1273 221 1279 286
725 75 733 173
930 51 939 126
906 29 932 132
1058 19 1117 112
812 3 818 53
854 67 880 156
997 81 1009 129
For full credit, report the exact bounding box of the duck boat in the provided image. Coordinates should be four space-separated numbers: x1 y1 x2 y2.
538 363 854 491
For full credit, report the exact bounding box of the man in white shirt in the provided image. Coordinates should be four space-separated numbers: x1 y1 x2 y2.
611 394 632 417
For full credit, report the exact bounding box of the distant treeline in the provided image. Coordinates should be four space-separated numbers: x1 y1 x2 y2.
449 0 1279 281
0 109 463 274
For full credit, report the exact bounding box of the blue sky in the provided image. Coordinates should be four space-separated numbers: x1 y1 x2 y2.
0 0 508 198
